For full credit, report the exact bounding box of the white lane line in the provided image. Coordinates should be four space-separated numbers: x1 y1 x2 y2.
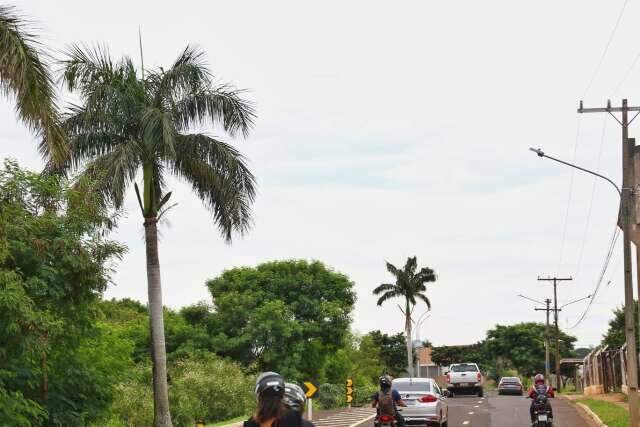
347 412 376 427
468 411 474 415
474 405 479 408
463 421 470 425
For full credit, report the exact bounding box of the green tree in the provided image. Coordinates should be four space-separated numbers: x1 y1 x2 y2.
373 256 436 376
206 260 356 380
430 343 488 370
0 6 65 162
367 331 408 377
485 322 577 377
0 160 126 426
601 302 639 350
55 45 255 426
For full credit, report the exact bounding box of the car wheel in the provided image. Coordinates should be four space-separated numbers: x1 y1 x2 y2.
442 409 449 427
477 388 484 397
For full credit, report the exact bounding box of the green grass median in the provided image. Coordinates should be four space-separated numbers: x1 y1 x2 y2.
580 398 628 427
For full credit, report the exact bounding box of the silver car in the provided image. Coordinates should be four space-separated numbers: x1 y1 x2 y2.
394 377 449 427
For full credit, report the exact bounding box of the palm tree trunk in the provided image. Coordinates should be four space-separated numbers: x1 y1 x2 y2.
144 217 173 427
405 300 413 377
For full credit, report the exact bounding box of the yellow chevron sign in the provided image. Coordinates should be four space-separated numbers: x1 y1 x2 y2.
303 381 319 398
346 378 354 404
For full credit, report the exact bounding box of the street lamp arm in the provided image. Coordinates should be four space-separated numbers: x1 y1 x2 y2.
529 148 622 198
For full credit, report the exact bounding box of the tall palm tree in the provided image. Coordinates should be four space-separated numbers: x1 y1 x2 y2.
373 256 436 377
54 45 255 426
0 5 66 163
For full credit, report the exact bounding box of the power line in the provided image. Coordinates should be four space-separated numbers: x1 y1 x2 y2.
556 118 582 274
612 50 640 98
569 212 621 329
582 0 631 99
573 116 608 280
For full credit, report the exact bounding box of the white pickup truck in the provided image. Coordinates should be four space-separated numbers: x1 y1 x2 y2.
445 362 483 397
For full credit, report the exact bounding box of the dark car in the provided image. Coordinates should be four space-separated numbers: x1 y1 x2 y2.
497 377 523 396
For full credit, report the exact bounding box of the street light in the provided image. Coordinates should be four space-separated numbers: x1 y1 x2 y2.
530 146 640 425
412 311 431 377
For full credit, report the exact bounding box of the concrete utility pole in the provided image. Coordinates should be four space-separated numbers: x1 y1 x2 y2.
537 276 571 393
535 299 556 382
579 99 640 427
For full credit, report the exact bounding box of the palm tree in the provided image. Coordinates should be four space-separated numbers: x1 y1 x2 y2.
373 256 436 377
54 45 255 426
0 5 66 163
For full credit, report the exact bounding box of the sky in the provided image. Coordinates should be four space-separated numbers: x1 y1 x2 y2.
3 0 640 348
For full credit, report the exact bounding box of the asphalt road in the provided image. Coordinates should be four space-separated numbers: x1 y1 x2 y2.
350 391 597 427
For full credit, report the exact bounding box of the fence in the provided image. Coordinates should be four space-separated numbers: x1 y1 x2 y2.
582 345 630 395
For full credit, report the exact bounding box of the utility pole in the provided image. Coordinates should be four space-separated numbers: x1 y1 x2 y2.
535 299 556 382
578 98 640 427
537 276 571 392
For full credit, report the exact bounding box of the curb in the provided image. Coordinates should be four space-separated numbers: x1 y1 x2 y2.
575 402 607 427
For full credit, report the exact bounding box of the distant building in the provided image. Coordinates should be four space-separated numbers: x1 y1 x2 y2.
416 347 446 378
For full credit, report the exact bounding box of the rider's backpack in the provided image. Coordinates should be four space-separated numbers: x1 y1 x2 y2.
378 390 395 417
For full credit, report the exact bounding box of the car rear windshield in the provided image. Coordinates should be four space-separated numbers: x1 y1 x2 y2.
501 378 520 383
393 382 431 393
450 364 478 372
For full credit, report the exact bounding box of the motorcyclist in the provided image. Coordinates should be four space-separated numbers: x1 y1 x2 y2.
371 375 407 427
281 383 315 427
527 374 554 424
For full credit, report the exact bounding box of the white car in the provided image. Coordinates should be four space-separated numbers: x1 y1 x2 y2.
393 377 449 427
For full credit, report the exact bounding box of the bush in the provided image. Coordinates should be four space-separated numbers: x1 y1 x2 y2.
317 381 378 409
169 355 253 425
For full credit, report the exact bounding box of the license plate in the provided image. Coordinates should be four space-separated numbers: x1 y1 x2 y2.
460 383 471 387
538 414 548 422
404 399 417 405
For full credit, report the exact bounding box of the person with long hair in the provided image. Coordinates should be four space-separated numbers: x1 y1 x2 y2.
244 372 286 427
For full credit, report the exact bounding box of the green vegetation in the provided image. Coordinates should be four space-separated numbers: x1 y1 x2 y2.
430 322 578 379
580 398 628 427
601 301 638 350
0 161 126 426
55 42 256 425
373 256 436 376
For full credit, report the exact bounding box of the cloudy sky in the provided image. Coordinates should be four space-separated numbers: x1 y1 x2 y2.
3 0 640 348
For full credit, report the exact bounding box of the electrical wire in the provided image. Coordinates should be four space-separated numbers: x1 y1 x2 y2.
569 212 621 329
573 117 608 280
582 0 631 99
612 50 640 98
556 118 581 275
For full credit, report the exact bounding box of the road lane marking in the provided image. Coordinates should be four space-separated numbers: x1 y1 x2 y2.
474 405 479 408
463 421 470 425
468 411 474 415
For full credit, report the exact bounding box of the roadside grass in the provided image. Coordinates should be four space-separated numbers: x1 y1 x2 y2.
580 398 629 427
483 380 496 391
207 415 246 426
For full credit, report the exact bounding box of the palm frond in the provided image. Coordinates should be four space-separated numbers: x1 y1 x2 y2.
0 6 66 163
385 261 400 277
372 283 396 295
60 43 115 92
415 293 431 310
173 86 255 138
146 45 211 99
404 256 417 275
141 106 177 157
376 290 402 306
80 141 141 208
169 133 255 241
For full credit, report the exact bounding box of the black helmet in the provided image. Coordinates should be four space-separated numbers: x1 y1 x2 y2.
283 383 306 412
379 375 392 388
255 372 285 397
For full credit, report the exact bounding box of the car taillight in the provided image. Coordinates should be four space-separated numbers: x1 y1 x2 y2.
380 415 393 422
420 394 438 403
477 373 482 382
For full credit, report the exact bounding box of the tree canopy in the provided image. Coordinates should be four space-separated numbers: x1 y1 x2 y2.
601 302 638 350
205 259 356 380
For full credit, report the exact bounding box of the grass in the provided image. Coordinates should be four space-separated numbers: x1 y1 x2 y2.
580 398 629 427
206 415 247 426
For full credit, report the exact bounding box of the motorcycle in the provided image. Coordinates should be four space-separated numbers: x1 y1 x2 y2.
532 394 553 426
374 414 396 427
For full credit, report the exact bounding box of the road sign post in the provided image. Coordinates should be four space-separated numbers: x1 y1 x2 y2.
302 380 319 421
346 379 353 407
